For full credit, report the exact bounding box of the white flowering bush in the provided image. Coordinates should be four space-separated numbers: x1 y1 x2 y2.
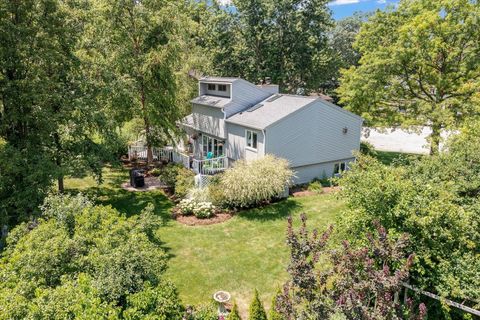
219 155 294 208
192 201 215 219
178 199 196 216
178 198 215 219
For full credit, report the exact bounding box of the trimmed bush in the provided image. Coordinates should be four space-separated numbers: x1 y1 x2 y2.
220 155 293 208
227 302 241 320
174 167 195 198
248 290 267 320
307 180 323 194
158 163 183 188
207 175 226 207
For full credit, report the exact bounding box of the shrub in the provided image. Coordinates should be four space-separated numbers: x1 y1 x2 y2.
187 188 211 203
178 198 215 219
185 302 218 320
192 202 215 219
248 289 267 320
227 302 241 320
0 195 178 318
174 167 195 198
360 141 378 157
207 175 226 207
178 199 196 216
220 155 293 208
307 180 323 194
158 163 183 188
150 168 161 177
269 289 282 320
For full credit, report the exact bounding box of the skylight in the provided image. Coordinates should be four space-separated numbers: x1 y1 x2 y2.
247 103 264 112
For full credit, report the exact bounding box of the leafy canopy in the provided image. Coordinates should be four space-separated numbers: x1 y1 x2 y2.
338 0 480 153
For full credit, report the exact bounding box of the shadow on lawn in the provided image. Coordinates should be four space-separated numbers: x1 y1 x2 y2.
238 198 302 221
66 167 173 224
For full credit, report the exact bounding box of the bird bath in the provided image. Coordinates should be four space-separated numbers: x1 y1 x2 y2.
213 291 231 316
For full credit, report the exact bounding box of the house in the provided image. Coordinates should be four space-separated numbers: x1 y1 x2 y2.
176 77 363 184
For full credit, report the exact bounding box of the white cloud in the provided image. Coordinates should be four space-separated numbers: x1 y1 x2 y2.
377 0 387 3
329 0 361 6
216 0 232 5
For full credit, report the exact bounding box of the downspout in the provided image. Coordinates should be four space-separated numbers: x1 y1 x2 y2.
262 129 267 156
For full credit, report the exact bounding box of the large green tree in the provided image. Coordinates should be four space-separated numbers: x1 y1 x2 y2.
337 0 480 154
0 194 184 319
89 0 198 164
202 0 334 94
0 0 114 230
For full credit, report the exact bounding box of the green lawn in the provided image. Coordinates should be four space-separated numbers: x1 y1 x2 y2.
65 166 344 315
374 150 423 165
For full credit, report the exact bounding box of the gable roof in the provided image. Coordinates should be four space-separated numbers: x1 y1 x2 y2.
225 94 363 130
225 94 318 130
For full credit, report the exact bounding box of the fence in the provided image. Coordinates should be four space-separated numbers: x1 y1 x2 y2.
192 157 228 175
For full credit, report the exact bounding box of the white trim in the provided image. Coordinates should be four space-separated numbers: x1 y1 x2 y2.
245 129 258 151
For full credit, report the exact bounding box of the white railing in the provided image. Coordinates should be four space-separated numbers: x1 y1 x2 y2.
192 156 228 175
128 145 228 175
128 146 163 161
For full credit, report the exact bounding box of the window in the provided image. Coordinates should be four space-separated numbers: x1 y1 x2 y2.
202 134 224 158
333 162 347 175
207 83 216 91
218 84 227 92
246 130 258 150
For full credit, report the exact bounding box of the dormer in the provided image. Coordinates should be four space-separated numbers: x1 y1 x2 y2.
199 78 233 98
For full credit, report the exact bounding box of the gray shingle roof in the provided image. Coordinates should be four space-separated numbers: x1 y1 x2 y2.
225 94 318 129
191 95 231 108
200 76 240 83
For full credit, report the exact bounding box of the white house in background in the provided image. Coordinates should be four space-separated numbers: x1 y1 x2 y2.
172 76 363 184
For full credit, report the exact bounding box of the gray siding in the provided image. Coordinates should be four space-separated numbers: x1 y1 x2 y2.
191 104 226 139
224 80 272 117
292 158 355 184
226 123 264 161
265 100 362 167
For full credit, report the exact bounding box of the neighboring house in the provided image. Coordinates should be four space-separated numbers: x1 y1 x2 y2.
176 77 363 184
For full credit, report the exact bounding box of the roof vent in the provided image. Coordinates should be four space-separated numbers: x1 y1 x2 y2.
266 94 281 102
247 103 264 112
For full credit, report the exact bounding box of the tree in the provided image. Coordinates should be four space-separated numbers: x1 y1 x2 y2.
0 0 116 231
227 302 242 320
89 0 196 164
276 214 426 320
337 125 480 319
248 289 267 320
0 194 184 319
200 0 334 94
337 0 480 154
269 289 283 320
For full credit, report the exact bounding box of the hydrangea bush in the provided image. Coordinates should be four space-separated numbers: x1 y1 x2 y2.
178 198 215 219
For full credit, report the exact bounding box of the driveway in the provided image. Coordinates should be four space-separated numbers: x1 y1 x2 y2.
362 127 452 155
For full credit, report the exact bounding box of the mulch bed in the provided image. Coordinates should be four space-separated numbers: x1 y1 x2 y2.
174 212 234 226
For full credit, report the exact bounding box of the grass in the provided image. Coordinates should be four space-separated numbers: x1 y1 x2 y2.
65 166 344 315
374 150 424 166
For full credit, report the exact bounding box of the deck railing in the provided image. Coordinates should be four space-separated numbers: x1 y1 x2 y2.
192 156 228 175
128 145 228 175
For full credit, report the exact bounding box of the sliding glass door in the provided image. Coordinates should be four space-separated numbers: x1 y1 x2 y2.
202 135 224 158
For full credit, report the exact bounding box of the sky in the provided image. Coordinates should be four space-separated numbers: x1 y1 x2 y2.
328 0 399 20
217 0 399 20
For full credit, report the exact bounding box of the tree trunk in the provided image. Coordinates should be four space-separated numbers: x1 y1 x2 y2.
58 176 64 193
429 124 441 155
143 116 153 165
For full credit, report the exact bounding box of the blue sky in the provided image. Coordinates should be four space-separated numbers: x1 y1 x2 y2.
328 0 399 20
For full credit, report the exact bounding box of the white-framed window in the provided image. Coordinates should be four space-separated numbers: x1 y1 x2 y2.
218 84 227 92
333 161 347 175
207 83 216 91
245 130 258 150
